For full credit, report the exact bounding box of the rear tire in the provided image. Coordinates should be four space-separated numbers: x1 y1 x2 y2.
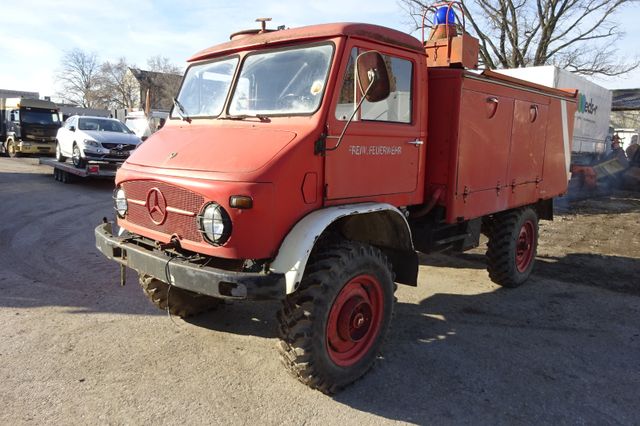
277 240 395 394
55 142 66 162
486 207 539 287
139 274 222 318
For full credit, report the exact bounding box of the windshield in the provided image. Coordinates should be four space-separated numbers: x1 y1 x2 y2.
172 57 239 119
21 109 60 126
229 44 333 116
78 118 132 134
125 118 148 132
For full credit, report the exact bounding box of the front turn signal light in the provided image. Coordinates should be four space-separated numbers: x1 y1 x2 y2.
229 195 253 209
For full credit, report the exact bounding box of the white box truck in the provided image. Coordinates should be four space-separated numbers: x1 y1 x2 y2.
496 66 612 164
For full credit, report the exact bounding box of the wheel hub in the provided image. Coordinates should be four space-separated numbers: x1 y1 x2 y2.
515 220 536 272
326 274 384 367
336 297 372 342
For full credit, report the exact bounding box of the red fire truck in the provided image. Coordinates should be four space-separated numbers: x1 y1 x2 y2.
95 7 577 393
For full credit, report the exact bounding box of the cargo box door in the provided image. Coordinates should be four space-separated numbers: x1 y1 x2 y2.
508 100 548 185
456 90 514 194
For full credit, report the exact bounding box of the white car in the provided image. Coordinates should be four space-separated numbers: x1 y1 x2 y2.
125 111 169 140
55 115 141 168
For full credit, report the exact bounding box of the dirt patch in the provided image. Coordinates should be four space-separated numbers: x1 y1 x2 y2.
539 191 640 294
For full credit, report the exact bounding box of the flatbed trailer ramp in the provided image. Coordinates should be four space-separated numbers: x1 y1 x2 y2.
39 158 120 183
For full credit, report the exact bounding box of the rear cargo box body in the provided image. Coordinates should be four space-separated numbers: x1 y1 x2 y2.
427 69 576 223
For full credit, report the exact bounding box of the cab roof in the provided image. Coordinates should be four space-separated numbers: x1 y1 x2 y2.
188 22 424 62
1 98 57 110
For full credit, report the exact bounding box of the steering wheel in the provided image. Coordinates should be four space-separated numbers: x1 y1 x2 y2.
276 93 310 109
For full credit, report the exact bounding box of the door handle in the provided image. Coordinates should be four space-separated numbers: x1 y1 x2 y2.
529 104 538 122
407 139 424 146
486 97 499 118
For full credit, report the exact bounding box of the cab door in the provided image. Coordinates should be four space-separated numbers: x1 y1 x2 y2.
324 42 423 202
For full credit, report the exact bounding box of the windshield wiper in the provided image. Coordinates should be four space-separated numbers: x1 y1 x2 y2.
173 98 192 123
219 114 270 122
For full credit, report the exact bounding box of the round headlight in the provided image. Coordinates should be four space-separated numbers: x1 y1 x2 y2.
198 203 231 245
114 187 128 218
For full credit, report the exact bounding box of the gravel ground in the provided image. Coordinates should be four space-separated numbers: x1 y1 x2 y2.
1 157 639 425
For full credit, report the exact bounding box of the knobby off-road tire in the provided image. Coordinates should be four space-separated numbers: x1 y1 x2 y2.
139 274 221 318
486 207 539 288
277 240 396 394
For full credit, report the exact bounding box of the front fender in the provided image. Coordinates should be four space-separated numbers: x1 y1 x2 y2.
269 202 414 294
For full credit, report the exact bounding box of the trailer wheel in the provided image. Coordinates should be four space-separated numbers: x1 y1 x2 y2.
139 274 221 318
7 139 20 158
277 240 395 394
55 142 66 162
486 207 539 287
72 143 86 168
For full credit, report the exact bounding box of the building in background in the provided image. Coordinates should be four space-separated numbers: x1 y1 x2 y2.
611 89 640 130
0 89 39 99
127 68 182 112
56 103 111 121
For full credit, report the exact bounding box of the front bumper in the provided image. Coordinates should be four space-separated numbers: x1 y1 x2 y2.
19 142 54 154
95 222 285 300
84 149 129 163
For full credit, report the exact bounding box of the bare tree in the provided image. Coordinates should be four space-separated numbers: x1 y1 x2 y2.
399 0 639 76
146 55 181 75
100 58 140 109
55 49 103 107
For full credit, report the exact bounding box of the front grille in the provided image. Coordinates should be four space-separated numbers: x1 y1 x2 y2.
123 180 204 242
102 143 136 151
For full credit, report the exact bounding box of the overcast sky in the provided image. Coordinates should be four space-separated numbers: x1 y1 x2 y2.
1 0 639 98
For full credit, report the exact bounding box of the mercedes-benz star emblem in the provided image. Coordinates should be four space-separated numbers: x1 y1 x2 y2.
146 188 167 225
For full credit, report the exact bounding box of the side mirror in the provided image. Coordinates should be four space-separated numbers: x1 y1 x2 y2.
356 51 390 103
316 51 391 155
141 136 148 141
69 126 76 132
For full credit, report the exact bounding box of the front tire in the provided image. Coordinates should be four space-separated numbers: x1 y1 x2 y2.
7 139 20 158
71 143 86 168
486 207 539 287
139 274 222 318
55 142 66 162
277 240 395 394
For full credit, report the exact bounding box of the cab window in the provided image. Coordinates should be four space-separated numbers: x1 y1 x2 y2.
335 47 413 124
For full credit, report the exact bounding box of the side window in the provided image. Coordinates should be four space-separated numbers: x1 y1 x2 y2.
334 48 413 124
335 49 357 121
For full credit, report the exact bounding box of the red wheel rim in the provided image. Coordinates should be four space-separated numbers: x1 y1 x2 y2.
515 220 536 272
326 274 384 367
